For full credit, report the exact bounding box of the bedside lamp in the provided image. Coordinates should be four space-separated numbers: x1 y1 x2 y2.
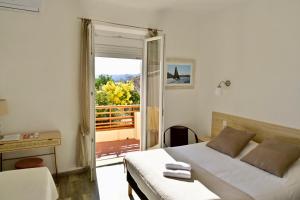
0 99 8 138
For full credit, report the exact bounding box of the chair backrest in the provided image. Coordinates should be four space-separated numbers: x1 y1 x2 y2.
164 125 198 147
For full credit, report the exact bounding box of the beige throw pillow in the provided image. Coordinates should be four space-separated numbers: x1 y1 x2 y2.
241 138 300 177
207 127 256 158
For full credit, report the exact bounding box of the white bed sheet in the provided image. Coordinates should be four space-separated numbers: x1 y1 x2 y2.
126 147 220 200
0 167 58 200
125 141 300 200
176 141 300 200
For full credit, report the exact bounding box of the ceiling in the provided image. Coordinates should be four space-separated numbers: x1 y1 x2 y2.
94 0 248 13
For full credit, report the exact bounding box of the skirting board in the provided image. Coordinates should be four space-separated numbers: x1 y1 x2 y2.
56 166 89 177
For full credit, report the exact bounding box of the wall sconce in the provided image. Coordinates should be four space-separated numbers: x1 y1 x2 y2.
215 80 231 96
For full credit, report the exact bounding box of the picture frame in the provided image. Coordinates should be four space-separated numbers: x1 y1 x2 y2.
165 58 195 89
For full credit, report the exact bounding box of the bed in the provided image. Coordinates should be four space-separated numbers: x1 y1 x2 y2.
0 167 58 200
124 112 300 200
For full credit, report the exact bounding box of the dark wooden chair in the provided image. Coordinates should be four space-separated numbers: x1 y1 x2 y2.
163 125 198 147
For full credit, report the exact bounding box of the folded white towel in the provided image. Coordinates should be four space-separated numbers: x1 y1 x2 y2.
165 161 191 171
163 169 191 179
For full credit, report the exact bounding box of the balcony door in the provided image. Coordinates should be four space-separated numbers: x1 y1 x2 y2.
142 36 165 150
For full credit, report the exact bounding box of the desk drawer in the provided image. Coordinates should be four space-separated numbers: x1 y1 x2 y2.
0 139 61 152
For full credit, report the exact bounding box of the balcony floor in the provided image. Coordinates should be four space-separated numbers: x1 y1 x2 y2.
96 138 140 161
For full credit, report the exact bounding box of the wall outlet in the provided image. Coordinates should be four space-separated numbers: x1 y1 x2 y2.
222 120 227 128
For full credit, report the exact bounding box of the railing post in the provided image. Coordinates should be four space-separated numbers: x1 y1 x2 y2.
132 106 135 128
109 106 112 129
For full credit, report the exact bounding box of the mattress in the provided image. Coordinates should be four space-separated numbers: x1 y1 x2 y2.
125 141 300 200
0 167 58 200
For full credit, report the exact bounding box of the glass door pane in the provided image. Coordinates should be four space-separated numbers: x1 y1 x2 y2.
143 36 164 150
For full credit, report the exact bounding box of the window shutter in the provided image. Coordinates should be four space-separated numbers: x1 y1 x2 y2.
94 29 145 59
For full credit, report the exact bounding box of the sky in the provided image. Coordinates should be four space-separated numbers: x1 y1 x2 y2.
167 64 191 76
95 57 142 77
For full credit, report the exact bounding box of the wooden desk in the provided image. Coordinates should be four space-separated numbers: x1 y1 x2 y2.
0 130 61 175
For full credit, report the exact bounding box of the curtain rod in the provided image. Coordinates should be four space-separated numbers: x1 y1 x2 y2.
0 5 39 13
77 17 163 32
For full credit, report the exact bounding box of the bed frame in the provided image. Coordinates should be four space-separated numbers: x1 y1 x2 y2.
212 112 300 145
127 171 149 200
127 111 300 199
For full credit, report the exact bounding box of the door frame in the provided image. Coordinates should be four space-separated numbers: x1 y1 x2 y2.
90 24 146 170
90 25 165 177
89 22 96 181
141 35 165 151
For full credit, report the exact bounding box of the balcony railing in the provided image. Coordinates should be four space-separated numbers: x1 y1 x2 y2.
95 105 140 131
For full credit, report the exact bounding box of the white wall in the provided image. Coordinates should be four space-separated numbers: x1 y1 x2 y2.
157 11 206 134
0 0 166 172
197 0 300 133
0 0 81 173
79 0 161 30
1 0 299 172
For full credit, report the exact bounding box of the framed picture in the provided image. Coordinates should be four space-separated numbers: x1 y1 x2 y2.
165 58 195 88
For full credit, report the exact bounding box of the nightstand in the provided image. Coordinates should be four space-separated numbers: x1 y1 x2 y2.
198 135 212 142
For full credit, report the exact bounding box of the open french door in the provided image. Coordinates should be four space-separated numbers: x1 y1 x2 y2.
141 36 165 150
89 23 96 181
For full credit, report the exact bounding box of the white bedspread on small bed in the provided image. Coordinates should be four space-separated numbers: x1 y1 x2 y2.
0 167 58 200
125 141 300 200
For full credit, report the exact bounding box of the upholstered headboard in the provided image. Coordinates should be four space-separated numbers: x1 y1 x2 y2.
211 112 300 145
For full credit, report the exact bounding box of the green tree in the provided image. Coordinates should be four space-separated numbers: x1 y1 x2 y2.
95 75 112 90
95 90 109 106
95 78 140 106
101 80 134 105
130 90 140 104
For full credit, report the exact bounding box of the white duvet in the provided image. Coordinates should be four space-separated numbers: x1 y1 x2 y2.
0 167 58 200
176 141 300 200
125 141 300 200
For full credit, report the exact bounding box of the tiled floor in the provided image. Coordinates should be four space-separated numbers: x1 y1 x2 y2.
96 156 124 167
56 171 99 200
96 164 140 200
96 138 140 159
55 164 140 200
56 138 140 199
